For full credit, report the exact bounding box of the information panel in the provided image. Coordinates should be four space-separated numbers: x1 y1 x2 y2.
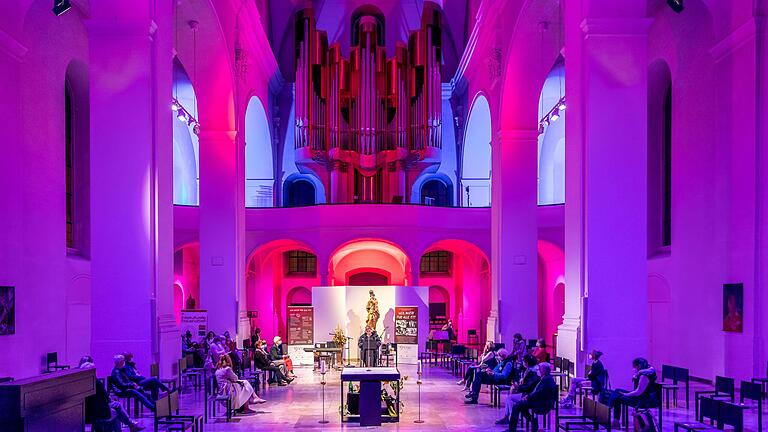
394 306 418 344
287 306 314 345
180 310 208 339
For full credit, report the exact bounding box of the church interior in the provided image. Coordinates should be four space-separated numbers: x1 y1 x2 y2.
1 0 767 430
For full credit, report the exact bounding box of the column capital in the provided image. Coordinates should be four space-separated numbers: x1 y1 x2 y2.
580 18 652 37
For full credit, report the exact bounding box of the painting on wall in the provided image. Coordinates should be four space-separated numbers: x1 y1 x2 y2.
723 283 743 333
0 286 15 335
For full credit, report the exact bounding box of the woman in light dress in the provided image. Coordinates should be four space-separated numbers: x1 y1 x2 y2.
215 354 266 414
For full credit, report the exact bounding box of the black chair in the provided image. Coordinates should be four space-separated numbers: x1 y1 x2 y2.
675 396 719 432
557 397 612 432
620 382 663 432
751 361 768 399
696 376 735 419
150 362 178 394
575 364 593 406
739 380 762 432
154 389 202 432
661 365 680 409
183 354 203 392
719 401 746 432
204 370 234 423
45 352 70 373
106 375 143 417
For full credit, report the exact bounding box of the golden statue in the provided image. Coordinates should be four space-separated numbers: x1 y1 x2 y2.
365 290 380 330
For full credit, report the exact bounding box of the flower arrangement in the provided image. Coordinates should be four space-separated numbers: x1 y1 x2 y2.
332 325 347 366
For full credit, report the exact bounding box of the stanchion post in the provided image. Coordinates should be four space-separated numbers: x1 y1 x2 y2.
319 360 329 424
415 360 425 424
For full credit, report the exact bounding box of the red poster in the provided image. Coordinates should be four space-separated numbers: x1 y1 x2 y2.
395 306 418 344
287 306 314 345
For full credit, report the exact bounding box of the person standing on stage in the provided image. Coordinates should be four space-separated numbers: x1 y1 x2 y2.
358 325 381 367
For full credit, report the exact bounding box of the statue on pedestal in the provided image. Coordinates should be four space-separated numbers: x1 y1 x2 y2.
365 290 379 330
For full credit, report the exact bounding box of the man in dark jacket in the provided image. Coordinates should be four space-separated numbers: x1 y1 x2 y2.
110 355 156 411
560 350 607 407
80 356 145 431
358 326 381 367
465 349 515 404
497 354 541 424
509 362 559 432
122 352 168 400
254 340 292 385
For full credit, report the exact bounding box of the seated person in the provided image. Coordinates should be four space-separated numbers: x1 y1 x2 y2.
357 326 381 367
497 354 540 425
222 331 242 370
110 355 156 412
509 362 559 432
457 340 498 391
253 340 293 386
205 336 228 371
601 357 657 427
531 339 548 364
464 348 515 404
215 354 265 414
122 351 168 400
511 333 526 363
81 356 145 432
560 350 606 407
270 336 295 377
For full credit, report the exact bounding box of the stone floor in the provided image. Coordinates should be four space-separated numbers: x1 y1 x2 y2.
135 364 766 431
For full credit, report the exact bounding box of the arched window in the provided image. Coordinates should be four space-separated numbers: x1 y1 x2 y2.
65 83 74 248
648 60 672 252
421 179 451 206
537 61 565 205
245 97 274 207
65 61 90 255
172 58 199 205
285 179 316 207
461 95 492 207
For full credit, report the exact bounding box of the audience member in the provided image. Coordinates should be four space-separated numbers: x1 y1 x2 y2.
253 339 293 386
560 350 606 408
205 336 228 370
510 333 526 363
250 328 263 348
508 362 558 432
497 354 541 425
464 348 515 404
80 356 145 432
457 340 497 391
110 355 156 411
531 339 548 363
270 336 295 377
122 351 168 400
601 357 658 427
214 354 265 414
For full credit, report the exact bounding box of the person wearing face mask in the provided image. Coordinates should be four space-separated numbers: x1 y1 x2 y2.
601 357 658 427
496 354 541 425
508 362 559 432
560 350 607 408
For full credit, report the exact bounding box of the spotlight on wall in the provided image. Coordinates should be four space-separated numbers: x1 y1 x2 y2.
558 101 566 111
171 101 180 112
550 111 560 122
667 0 684 13
177 110 188 123
52 0 71 16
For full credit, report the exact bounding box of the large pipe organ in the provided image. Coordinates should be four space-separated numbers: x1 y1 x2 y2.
293 6 443 204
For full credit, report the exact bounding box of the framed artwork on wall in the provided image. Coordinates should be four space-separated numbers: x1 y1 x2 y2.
0 286 15 335
723 283 743 333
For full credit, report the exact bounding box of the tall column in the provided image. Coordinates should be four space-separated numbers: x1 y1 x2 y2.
199 130 245 335
491 130 539 343
561 12 650 383
89 6 177 377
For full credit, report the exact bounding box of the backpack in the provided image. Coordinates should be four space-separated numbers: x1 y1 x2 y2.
633 409 658 432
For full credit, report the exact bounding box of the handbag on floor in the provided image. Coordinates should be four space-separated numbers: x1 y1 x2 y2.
632 409 658 432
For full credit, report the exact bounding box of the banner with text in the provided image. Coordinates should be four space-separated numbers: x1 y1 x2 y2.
287 306 314 345
180 310 208 339
395 306 418 344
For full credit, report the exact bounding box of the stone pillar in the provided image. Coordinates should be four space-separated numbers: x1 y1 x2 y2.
89 7 177 377
199 130 245 335
561 13 650 383
491 130 539 343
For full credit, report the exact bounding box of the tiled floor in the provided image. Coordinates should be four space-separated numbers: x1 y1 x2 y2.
137 365 766 431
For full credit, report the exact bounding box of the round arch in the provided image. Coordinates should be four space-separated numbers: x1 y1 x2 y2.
538 60 566 205
283 172 326 206
537 239 565 345
245 96 274 207
411 172 454 206
461 93 492 207
172 58 200 205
